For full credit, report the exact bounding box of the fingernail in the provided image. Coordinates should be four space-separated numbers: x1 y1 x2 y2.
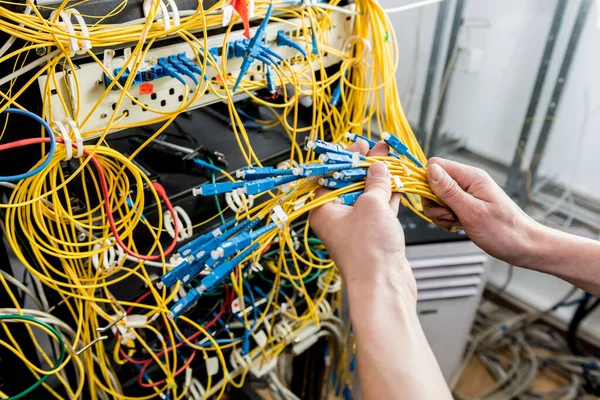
368 162 388 178
429 164 444 183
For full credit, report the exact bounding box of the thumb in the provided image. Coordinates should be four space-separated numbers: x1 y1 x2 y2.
427 163 472 210
363 161 392 202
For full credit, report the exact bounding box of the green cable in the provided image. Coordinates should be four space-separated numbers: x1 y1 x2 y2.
207 158 226 225
0 314 66 400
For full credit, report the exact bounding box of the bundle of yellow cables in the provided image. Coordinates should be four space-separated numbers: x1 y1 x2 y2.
0 0 439 399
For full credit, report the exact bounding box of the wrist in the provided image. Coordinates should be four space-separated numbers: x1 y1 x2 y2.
345 258 418 310
513 220 553 269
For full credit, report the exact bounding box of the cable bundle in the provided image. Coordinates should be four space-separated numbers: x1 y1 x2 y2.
0 0 439 398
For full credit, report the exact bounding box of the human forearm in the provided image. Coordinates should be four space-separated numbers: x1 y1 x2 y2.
518 222 600 296
346 274 451 400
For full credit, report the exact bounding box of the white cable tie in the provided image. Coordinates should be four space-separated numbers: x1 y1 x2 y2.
225 192 239 213
248 194 255 209
248 0 256 17
125 315 148 328
293 197 307 211
51 121 72 161
165 0 181 26
231 189 246 210
177 206 193 240
164 210 176 239
251 262 264 272
222 4 235 26
50 11 79 57
143 0 171 30
352 152 360 167
254 330 268 348
164 206 193 241
63 118 83 158
392 176 404 190
270 205 288 229
66 9 92 54
92 238 123 272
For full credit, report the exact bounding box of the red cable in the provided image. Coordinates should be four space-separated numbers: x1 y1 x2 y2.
0 138 230 387
137 347 197 388
118 287 228 364
0 137 179 260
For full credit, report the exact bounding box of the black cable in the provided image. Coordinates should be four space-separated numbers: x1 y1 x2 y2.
482 265 514 306
567 294 600 395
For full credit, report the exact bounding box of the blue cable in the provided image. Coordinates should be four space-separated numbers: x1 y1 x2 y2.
0 108 56 182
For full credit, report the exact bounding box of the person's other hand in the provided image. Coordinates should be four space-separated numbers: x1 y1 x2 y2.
309 141 417 304
422 157 537 265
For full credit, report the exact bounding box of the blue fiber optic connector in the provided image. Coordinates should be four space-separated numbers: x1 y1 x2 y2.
332 168 367 181
237 166 296 180
382 132 423 168
336 190 364 206
319 178 356 189
195 181 246 196
277 30 307 56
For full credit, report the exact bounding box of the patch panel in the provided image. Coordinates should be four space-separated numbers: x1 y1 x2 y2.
38 9 354 140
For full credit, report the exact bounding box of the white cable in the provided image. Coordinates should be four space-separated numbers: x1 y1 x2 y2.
0 308 76 339
0 271 44 310
383 0 444 14
0 5 32 59
0 49 61 87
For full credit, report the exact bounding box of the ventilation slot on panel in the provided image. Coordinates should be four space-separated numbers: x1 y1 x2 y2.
418 287 480 302
410 254 487 302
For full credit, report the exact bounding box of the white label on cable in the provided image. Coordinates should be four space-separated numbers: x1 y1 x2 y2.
139 61 152 72
222 5 234 26
212 228 222 237
126 314 148 328
206 357 219 376
254 330 268 348
123 47 132 69
103 49 115 71
231 297 242 313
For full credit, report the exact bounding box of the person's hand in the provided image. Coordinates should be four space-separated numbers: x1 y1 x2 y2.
422 157 538 265
309 141 417 304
